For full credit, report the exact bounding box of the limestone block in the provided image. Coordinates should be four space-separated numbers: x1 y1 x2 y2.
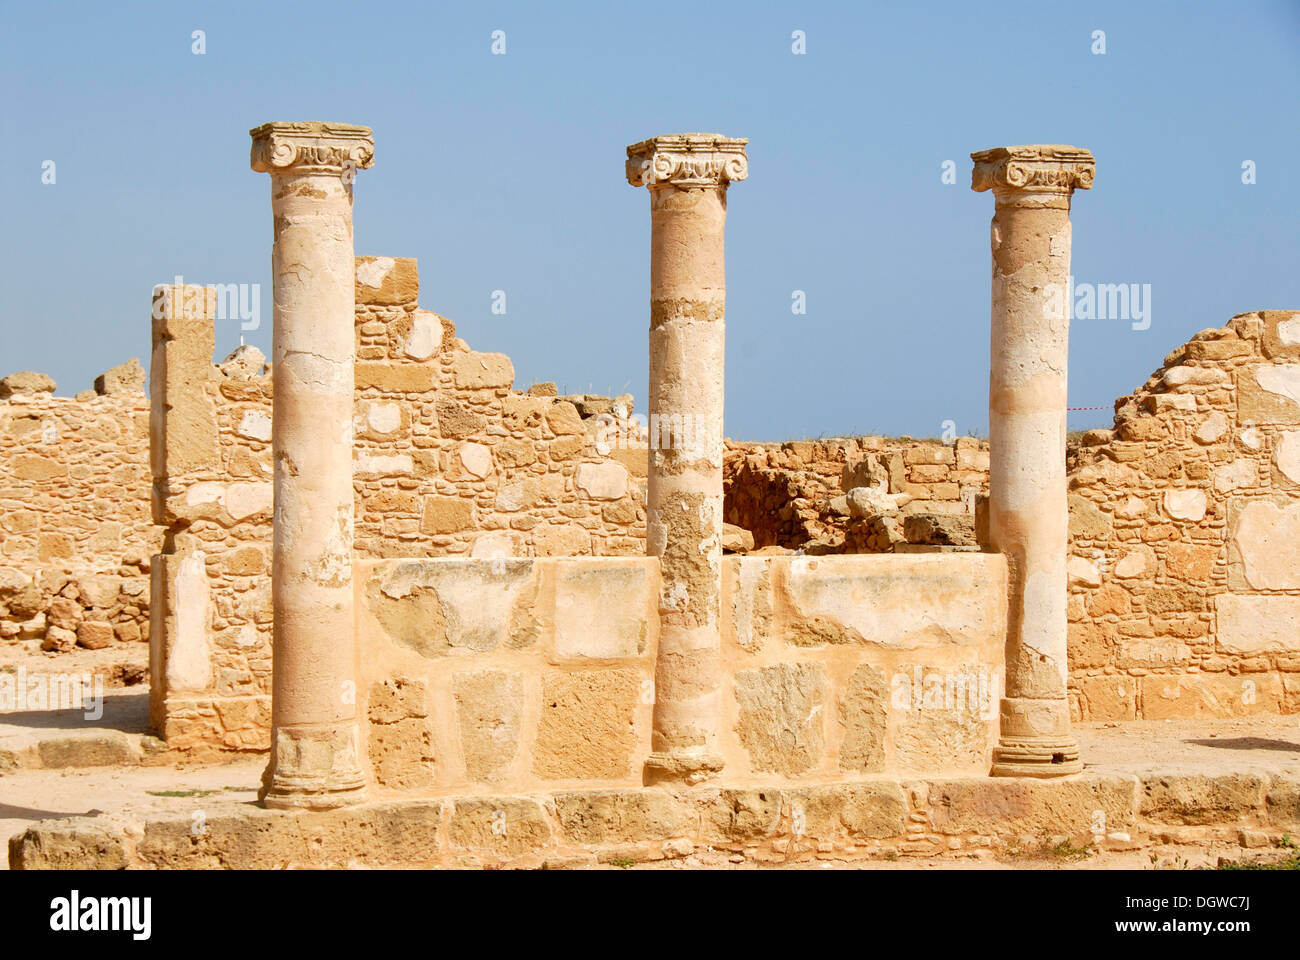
448 798 551 861
451 352 514 391
1139 774 1267 825
547 401 584 436
554 789 694 844
229 409 270 444
838 663 887 772
368 717 435 789
553 559 654 659
1193 412 1228 444
1114 496 1147 520
156 548 212 695
217 344 265 379
1237 364 1300 425
1229 500 1300 589
1114 551 1148 578
533 669 640 780
355 362 437 393
222 482 273 521
354 454 414 477
435 397 486 438
421 495 474 533
785 783 908 839
469 531 515 559
575 461 628 500
1260 311 1300 361
1216 595 1300 654
1067 556 1101 587
401 310 444 361
365 559 539 656
363 401 402 435
1163 489 1207 522
368 677 429 724
721 523 754 553
1162 366 1226 388
533 524 591 557
94 358 146 395
1274 431 1300 484
724 557 773 654
1166 542 1217 581
1073 675 1137 721
1214 460 1257 494
733 663 826 776
0 371 56 398
780 554 1006 650
1068 494 1113 539
927 777 1138 837
1141 673 1282 718
11 455 68 482
355 256 418 306
453 670 523 782
458 442 492 479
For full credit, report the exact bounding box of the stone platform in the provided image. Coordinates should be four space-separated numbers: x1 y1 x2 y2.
10 718 1299 869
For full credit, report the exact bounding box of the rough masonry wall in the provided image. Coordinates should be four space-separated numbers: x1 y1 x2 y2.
1067 311 1300 720
723 436 990 551
151 258 650 752
0 365 157 655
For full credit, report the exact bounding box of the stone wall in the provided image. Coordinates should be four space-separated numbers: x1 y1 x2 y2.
0 364 157 655
1067 311 1300 721
150 258 650 752
353 551 1006 793
723 436 990 552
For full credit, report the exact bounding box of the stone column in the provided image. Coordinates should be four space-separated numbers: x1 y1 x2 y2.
250 122 374 809
971 145 1094 778
626 134 747 785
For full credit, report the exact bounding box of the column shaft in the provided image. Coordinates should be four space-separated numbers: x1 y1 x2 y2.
251 122 374 809
972 145 1094 778
627 134 747 785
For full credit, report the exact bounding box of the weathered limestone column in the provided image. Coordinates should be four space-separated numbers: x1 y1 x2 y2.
250 122 374 809
626 134 747 785
972 145 1094 778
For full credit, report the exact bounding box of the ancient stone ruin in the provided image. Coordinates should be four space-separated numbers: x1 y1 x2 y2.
3 127 1298 869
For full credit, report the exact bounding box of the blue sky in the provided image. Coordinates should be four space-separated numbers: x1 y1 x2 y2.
2 0 1296 439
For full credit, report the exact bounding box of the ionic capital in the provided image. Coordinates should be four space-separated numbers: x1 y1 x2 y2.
626 134 748 189
250 121 375 176
970 145 1094 197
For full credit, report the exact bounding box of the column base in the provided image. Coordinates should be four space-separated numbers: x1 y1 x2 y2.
989 737 1082 778
260 723 368 810
643 751 724 786
261 777 368 811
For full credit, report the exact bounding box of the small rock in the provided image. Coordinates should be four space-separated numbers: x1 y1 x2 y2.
218 344 266 380
94 358 146 395
41 625 77 652
722 523 754 553
903 513 977 547
846 485 911 519
76 621 116 650
45 597 83 631
526 382 558 397
662 838 695 859
0 371 57 398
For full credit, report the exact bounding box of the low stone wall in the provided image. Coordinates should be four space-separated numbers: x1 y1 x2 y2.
15 767 1298 869
1068 311 1300 721
351 551 1006 794
357 557 658 793
0 368 157 655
